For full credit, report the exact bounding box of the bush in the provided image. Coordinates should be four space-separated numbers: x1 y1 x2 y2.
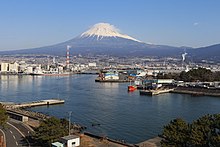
161 114 220 147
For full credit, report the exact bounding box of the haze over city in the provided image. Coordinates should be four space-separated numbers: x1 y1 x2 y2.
1 0 220 51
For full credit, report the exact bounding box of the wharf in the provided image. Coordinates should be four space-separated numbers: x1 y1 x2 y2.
140 88 174 96
172 87 220 97
95 78 130 83
11 99 65 109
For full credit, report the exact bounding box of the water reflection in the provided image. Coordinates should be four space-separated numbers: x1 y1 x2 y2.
1 75 220 143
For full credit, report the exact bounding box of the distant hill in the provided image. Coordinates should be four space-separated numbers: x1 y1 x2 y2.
188 44 220 61
0 23 219 61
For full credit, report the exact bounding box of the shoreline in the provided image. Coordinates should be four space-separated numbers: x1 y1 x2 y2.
172 87 220 97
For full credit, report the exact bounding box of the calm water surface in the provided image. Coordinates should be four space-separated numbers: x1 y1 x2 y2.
1 75 220 143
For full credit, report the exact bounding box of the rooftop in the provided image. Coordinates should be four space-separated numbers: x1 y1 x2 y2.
61 135 79 141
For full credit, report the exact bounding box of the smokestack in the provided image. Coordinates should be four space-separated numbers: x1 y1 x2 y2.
66 45 71 69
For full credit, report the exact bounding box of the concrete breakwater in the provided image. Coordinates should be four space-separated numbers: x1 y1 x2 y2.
172 87 220 97
2 99 85 131
95 78 130 82
2 99 64 120
12 99 65 108
140 88 174 96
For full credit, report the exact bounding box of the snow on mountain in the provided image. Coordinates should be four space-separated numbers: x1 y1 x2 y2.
80 23 141 42
0 22 188 58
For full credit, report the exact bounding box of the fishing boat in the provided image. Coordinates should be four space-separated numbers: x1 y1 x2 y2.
128 81 137 91
128 85 137 91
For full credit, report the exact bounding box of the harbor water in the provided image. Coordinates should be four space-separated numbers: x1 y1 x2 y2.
1 74 220 143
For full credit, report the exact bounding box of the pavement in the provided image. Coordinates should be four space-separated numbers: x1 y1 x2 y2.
0 119 35 147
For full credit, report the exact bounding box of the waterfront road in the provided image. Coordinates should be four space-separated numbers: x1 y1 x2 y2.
0 119 32 147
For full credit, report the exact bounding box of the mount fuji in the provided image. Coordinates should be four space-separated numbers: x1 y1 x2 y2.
0 23 184 57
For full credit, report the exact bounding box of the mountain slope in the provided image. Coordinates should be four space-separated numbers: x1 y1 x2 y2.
189 44 220 61
0 23 187 57
80 23 141 42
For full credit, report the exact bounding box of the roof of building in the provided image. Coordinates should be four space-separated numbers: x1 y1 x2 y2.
51 142 63 146
61 135 79 141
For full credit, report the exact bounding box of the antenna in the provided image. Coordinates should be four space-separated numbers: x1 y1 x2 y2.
68 111 72 135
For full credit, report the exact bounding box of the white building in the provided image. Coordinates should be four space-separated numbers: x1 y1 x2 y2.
104 71 119 80
1 63 9 72
60 135 80 147
58 66 64 73
26 66 34 74
157 79 174 84
88 62 96 67
9 62 19 73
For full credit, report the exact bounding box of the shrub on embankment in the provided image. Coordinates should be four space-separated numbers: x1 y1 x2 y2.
160 114 220 147
0 104 8 127
33 117 68 146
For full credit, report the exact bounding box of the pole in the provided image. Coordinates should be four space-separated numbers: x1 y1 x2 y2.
68 111 72 135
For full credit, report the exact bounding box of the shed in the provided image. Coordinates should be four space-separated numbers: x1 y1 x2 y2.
60 135 80 147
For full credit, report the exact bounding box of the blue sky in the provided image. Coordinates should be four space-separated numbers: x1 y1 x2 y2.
0 0 220 50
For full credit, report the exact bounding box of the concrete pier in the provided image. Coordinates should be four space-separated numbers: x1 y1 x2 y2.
140 88 174 96
12 99 64 108
172 87 220 97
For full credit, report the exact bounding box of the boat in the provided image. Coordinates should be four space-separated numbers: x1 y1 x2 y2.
128 85 137 91
128 80 137 91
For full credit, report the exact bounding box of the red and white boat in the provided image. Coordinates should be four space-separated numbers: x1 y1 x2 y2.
128 85 137 91
128 81 137 91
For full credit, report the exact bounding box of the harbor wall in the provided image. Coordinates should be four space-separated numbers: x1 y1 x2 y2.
172 87 220 97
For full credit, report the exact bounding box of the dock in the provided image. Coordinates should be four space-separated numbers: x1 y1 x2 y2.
140 88 174 96
171 87 220 97
11 99 65 108
95 78 130 83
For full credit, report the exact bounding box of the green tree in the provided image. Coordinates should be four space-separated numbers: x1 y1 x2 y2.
161 114 220 146
209 114 220 147
0 104 8 127
189 114 214 146
179 67 214 82
161 118 189 147
34 117 68 146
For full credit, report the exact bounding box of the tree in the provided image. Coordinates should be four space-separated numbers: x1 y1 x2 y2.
161 118 189 147
211 114 220 146
161 114 220 147
0 104 8 127
189 114 214 146
179 67 214 82
34 117 68 146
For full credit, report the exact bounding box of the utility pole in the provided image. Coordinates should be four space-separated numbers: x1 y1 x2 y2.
68 111 72 135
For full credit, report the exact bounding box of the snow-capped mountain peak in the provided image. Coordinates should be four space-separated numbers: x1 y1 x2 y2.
80 23 141 42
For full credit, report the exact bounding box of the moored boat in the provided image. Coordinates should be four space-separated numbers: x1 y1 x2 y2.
128 85 137 91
